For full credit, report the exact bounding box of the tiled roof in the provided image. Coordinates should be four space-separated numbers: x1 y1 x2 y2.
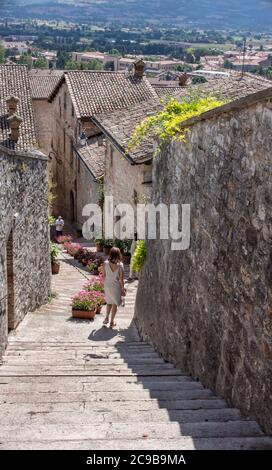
0 65 37 150
49 70 159 118
93 100 163 164
29 69 63 99
76 137 105 179
93 73 272 164
173 73 272 102
153 85 183 98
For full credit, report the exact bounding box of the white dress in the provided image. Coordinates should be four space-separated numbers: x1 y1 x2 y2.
104 261 124 306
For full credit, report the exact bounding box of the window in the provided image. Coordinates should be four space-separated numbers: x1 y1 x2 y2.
63 130 66 156
64 92 67 110
70 141 73 167
110 145 114 166
143 168 152 185
71 104 74 118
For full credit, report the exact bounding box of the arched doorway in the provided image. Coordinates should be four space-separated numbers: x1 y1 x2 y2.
6 231 15 331
70 191 75 222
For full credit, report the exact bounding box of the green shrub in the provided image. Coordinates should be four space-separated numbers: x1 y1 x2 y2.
131 240 147 273
50 242 60 262
128 96 226 153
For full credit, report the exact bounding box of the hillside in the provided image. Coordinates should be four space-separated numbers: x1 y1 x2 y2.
1 0 272 30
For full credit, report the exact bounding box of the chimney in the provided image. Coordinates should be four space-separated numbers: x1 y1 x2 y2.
134 59 145 79
6 95 20 116
7 114 23 142
179 73 189 87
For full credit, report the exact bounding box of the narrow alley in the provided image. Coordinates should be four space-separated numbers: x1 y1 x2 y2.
0 252 271 450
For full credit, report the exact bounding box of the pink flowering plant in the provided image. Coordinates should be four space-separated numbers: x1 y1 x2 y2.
56 234 73 244
84 276 104 293
64 242 82 257
72 291 98 312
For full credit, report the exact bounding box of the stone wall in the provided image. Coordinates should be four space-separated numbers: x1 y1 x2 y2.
104 140 152 208
0 146 51 359
135 94 272 433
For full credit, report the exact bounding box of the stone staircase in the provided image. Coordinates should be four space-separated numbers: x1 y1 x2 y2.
0 254 271 450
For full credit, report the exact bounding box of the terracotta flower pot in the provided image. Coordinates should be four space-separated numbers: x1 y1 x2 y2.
51 262 60 275
72 309 96 319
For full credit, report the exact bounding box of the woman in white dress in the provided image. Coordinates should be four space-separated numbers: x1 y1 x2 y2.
100 247 125 328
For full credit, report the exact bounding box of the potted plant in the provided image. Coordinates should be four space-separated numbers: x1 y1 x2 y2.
122 239 132 264
84 276 105 293
93 291 106 314
95 238 105 253
50 242 60 275
71 291 97 319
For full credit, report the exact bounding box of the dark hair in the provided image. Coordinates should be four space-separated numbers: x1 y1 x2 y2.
109 247 122 264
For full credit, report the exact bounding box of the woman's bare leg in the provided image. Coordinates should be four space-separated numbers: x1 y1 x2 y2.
110 305 118 327
103 304 112 324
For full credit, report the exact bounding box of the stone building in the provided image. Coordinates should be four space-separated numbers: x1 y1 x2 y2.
93 100 162 212
0 65 51 360
48 65 158 228
135 81 272 434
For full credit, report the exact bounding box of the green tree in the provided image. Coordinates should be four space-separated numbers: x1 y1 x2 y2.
192 76 208 84
86 59 103 70
223 59 233 69
34 57 49 69
104 61 114 71
65 60 79 70
0 42 4 64
18 53 33 69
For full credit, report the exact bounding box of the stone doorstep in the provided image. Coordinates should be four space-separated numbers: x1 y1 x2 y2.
1 437 272 451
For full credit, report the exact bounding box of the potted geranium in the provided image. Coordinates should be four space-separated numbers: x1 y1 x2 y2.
50 242 60 275
84 276 104 293
71 291 97 319
95 238 105 253
93 291 106 314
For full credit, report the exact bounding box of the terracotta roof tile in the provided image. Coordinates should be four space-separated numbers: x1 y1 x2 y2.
93 100 162 164
50 70 159 118
173 73 272 102
76 137 105 179
0 65 37 151
76 137 106 179
29 69 63 99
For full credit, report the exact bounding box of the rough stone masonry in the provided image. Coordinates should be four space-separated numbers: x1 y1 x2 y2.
0 146 51 359
135 90 272 434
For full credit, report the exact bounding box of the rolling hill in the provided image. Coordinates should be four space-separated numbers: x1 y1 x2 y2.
1 0 272 30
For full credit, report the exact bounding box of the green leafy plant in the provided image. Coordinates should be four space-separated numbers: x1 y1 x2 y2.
128 96 226 153
95 238 105 246
48 215 56 226
131 240 147 273
50 242 60 263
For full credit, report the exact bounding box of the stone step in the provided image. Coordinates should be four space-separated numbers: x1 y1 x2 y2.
0 408 242 426
0 375 192 384
0 389 216 403
1 358 169 366
0 363 178 372
0 421 263 441
0 380 203 393
0 399 229 414
1 437 271 450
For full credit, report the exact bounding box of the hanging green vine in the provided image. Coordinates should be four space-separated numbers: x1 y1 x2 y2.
128 96 226 153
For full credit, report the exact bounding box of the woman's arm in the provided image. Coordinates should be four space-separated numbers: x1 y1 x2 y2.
99 263 106 281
